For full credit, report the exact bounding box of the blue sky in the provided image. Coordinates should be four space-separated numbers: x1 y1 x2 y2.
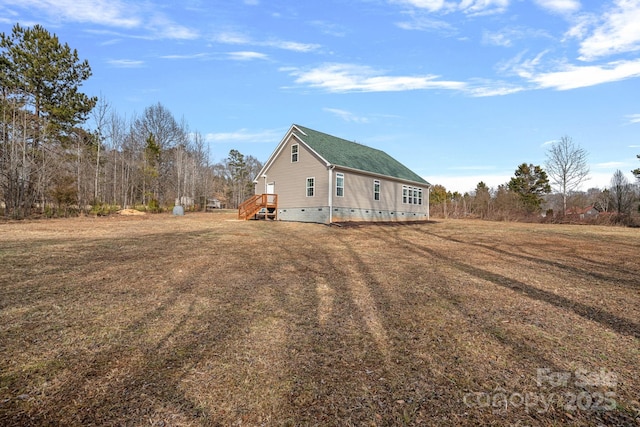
1 0 639 193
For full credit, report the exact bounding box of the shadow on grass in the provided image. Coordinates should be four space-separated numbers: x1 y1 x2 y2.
420 228 640 290
377 226 640 340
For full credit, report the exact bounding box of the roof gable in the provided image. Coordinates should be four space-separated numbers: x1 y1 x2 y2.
292 125 429 185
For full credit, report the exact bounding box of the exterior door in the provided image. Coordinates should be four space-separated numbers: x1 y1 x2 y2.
266 182 275 204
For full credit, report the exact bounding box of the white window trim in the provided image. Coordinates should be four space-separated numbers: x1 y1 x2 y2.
336 172 344 197
403 185 423 205
306 177 315 197
374 180 380 201
291 144 299 163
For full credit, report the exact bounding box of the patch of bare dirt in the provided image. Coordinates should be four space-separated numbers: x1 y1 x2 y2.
117 208 147 216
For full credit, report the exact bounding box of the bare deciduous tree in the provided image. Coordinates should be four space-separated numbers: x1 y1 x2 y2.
545 136 589 215
91 96 110 203
609 169 635 216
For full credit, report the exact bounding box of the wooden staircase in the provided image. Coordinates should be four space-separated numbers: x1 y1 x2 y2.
238 194 278 220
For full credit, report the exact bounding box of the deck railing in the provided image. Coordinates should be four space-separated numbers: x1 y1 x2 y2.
238 194 278 220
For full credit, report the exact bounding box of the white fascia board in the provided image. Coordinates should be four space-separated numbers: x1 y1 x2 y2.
258 125 332 178
254 124 298 180
333 164 431 188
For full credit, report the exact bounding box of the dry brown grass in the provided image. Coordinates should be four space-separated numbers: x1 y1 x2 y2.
1 212 639 426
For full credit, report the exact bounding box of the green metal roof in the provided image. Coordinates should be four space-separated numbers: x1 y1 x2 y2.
292 125 429 185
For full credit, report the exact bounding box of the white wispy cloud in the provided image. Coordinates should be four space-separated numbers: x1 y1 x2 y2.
499 50 548 79
483 30 514 47
6 0 198 40
213 31 252 45
13 0 140 27
482 27 551 48
461 0 510 16
564 14 597 41
395 16 455 32
527 59 640 90
465 81 524 97
391 0 509 15
533 0 581 15
147 14 198 40
205 128 282 144
161 53 210 60
392 0 449 13
265 39 320 52
213 31 320 53
285 63 466 93
578 0 640 60
107 59 144 68
394 9 457 33
323 108 370 123
284 64 522 97
227 51 269 61
626 114 640 124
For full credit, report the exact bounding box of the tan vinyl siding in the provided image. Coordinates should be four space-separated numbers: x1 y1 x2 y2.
332 168 428 214
257 134 328 208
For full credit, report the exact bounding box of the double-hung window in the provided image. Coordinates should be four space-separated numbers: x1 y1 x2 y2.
374 180 380 201
336 173 344 197
306 177 315 197
291 144 299 162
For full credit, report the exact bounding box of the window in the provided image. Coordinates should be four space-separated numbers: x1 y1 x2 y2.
374 180 380 201
291 144 299 162
336 173 344 197
402 185 424 204
306 177 315 197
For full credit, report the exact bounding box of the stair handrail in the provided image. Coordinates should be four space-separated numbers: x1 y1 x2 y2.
238 194 278 220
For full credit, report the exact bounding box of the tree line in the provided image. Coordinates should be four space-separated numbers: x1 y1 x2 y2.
1 24 260 219
1 23 639 222
430 137 640 224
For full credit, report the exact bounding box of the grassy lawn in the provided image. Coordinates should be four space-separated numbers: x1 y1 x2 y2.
1 212 639 426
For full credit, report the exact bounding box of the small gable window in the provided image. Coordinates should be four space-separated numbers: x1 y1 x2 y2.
291 144 299 163
306 177 315 197
336 173 344 197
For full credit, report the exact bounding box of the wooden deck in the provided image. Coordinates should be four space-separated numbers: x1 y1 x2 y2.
238 194 278 220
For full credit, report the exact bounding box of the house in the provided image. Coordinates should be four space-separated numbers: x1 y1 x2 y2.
205 198 223 210
565 205 600 220
241 124 431 223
